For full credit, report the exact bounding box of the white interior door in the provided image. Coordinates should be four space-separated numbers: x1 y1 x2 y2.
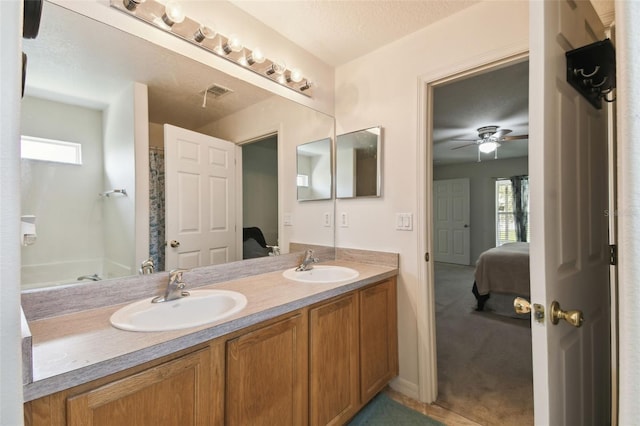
164 124 236 270
433 178 470 265
529 1 610 424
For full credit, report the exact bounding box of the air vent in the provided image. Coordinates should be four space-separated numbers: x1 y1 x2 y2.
205 84 233 99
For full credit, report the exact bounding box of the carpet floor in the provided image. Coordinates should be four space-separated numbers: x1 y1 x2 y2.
349 393 445 425
434 262 534 426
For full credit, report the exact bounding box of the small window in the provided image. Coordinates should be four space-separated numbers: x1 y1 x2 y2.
21 135 82 165
496 179 516 246
296 174 309 187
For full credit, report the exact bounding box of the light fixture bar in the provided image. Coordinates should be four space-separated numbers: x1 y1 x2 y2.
110 0 312 97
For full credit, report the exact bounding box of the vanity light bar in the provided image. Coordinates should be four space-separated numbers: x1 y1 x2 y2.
110 0 313 97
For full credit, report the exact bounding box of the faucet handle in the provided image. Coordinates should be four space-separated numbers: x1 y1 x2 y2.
169 268 189 284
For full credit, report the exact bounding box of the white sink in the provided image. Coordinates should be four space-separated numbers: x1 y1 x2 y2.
282 265 359 283
110 289 247 332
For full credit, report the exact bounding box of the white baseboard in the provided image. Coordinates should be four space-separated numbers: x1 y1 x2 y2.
389 376 420 401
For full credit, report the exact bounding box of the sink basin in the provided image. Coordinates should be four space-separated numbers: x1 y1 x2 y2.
282 265 359 283
110 289 247 332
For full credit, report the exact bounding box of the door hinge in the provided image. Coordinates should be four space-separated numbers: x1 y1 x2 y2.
425 252 430 262
609 244 617 265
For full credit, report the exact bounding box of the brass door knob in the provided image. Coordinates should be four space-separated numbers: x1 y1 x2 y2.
550 301 583 328
514 297 545 323
514 297 531 314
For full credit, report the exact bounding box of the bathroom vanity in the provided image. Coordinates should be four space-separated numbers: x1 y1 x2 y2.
22 252 398 425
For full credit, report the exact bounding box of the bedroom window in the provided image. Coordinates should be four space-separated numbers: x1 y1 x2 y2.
496 178 529 245
496 180 515 245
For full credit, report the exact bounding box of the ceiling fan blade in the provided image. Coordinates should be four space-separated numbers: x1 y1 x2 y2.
501 134 529 141
451 142 478 150
492 128 513 138
451 138 479 142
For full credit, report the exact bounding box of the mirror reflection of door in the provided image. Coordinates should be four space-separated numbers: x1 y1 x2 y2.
241 134 278 259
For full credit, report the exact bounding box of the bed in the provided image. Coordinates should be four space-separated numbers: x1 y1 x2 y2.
471 242 530 311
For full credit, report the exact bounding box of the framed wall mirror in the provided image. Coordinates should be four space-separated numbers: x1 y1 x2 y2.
296 137 332 201
20 2 334 290
335 126 382 198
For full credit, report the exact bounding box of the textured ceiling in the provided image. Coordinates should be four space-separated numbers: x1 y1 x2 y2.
229 0 480 66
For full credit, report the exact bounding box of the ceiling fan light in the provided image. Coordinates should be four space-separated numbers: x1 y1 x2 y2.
479 141 500 154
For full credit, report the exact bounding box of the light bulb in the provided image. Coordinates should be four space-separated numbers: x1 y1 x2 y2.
246 48 265 65
266 60 286 76
223 35 243 54
162 1 185 27
478 141 500 153
123 0 145 11
288 68 304 83
194 22 216 43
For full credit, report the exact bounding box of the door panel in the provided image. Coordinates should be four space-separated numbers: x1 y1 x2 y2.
529 1 610 424
433 178 470 265
165 124 236 270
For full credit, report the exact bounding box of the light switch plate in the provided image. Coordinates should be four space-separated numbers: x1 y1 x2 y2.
323 212 332 227
283 213 293 226
395 213 413 231
340 212 349 227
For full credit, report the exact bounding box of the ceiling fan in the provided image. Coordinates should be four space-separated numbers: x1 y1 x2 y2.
451 125 528 161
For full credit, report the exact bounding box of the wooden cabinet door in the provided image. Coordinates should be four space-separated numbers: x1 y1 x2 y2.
359 278 398 402
309 294 359 426
66 349 212 426
226 313 308 426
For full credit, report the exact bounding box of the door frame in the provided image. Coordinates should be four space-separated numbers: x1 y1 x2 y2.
416 50 529 402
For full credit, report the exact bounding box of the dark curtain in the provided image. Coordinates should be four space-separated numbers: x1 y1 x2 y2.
510 175 529 242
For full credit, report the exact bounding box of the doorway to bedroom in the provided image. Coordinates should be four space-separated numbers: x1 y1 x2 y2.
240 133 279 259
430 60 533 425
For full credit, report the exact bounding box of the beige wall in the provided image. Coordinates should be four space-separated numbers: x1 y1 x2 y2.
334 1 529 397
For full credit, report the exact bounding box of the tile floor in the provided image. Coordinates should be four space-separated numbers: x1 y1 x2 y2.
386 388 483 426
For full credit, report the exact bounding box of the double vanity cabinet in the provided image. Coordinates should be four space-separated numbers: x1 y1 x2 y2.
23 273 398 426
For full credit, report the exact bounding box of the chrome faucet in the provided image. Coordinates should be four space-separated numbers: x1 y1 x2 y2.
295 249 319 271
152 269 190 303
140 257 155 275
77 273 101 282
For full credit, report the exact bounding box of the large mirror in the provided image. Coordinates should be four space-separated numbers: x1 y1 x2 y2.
296 138 332 201
335 127 382 198
20 2 334 290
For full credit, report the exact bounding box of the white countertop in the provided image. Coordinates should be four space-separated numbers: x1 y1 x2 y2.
23 260 397 402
